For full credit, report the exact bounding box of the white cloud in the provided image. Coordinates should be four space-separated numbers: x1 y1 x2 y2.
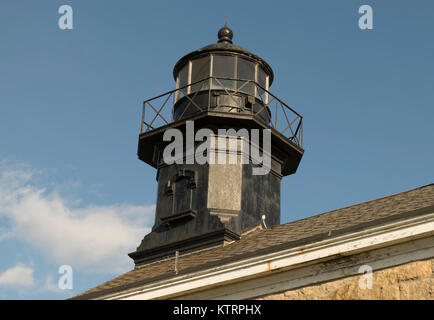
0 264 34 287
0 160 155 274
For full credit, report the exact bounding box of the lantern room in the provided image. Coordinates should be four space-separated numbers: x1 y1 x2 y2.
172 24 274 124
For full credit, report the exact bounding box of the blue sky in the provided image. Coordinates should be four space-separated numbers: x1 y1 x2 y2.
0 0 433 299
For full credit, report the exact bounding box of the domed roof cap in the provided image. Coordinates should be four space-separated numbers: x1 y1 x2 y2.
173 24 274 85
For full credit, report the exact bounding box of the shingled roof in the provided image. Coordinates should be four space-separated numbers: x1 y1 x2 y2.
72 183 434 299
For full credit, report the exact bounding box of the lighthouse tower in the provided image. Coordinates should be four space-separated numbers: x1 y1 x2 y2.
129 24 304 266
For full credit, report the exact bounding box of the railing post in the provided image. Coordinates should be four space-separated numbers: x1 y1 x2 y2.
187 61 192 94
275 101 278 129
172 91 175 121
301 119 303 147
254 64 258 99
265 76 269 105
141 102 145 133
174 76 180 106
208 77 211 111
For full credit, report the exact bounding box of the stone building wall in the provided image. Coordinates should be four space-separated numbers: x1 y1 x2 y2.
258 259 433 300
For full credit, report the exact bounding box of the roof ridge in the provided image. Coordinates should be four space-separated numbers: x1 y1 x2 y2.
278 183 434 228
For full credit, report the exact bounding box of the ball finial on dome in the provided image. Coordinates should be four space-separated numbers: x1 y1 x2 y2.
217 18 233 43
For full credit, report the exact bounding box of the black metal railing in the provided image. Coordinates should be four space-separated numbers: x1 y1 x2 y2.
140 77 303 148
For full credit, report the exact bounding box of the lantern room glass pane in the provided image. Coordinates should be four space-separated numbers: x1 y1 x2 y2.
257 67 267 98
178 64 189 95
237 58 255 96
191 56 210 93
212 55 235 90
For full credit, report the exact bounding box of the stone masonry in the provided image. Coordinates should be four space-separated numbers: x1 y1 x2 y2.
258 259 433 300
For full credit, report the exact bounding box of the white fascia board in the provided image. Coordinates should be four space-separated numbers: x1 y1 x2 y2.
97 212 434 300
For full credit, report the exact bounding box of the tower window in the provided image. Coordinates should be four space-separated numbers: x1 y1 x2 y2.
191 56 210 92
237 57 255 96
212 55 235 90
257 67 269 99
178 64 189 95
175 54 270 102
